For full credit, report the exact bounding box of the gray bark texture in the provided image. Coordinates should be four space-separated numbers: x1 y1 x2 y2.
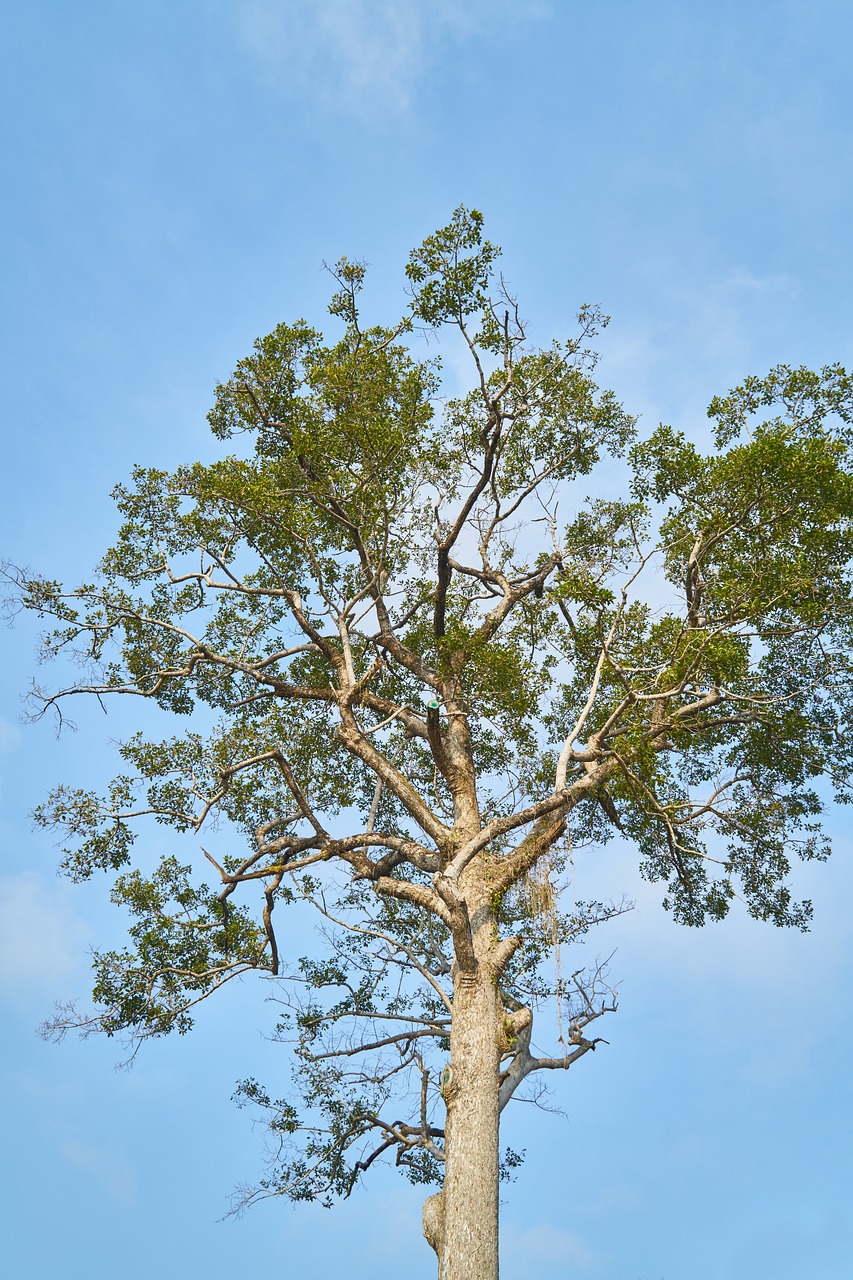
423 863 504 1280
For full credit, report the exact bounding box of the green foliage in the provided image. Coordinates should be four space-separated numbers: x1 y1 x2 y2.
92 857 267 1038
14 208 853 1213
406 207 500 326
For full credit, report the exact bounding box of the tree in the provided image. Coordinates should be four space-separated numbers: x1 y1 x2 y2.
10 208 853 1280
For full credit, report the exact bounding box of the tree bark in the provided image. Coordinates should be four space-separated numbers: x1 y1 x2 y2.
424 959 502 1280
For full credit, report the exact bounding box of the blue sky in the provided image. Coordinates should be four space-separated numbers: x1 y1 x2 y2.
2 2 853 1276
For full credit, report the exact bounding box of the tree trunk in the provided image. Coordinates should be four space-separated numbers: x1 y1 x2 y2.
424 962 502 1280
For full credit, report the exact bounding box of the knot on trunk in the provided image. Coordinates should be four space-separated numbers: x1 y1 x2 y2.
422 1190 445 1256
499 1006 532 1053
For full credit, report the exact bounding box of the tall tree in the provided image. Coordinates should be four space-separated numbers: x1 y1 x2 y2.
11 209 853 1280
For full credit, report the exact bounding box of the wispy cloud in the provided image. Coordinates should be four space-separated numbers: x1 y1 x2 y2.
0 871 88 1006
502 1220 600 1271
0 715 21 755
237 0 550 113
597 264 801 431
566 826 853 1089
716 267 796 295
0 714 22 802
62 1138 138 1204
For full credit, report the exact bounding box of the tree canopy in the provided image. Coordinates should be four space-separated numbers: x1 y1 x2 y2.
12 207 853 1278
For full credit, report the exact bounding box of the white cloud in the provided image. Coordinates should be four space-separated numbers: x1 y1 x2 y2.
716 267 796 295
502 1220 600 1271
62 1138 138 1204
595 263 802 436
0 871 89 1005
0 714 22 802
0 715 21 755
680 267 799 367
561 826 853 1090
237 0 550 113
